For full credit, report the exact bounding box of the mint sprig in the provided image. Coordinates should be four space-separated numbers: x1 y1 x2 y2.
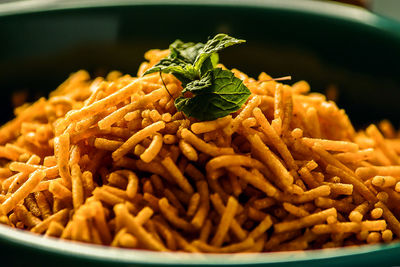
143 33 250 121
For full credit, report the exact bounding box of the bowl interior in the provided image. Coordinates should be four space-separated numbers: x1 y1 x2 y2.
1 0 400 266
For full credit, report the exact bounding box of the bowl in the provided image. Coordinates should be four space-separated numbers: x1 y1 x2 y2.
1 0 400 266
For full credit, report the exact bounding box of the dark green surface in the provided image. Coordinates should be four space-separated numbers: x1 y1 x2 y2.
0 0 400 266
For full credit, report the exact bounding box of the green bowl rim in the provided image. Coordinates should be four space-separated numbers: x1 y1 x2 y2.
1 223 399 265
1 0 400 264
1 0 400 35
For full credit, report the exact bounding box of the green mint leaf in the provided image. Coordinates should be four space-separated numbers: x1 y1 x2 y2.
143 40 206 84
199 53 219 77
143 57 197 85
175 68 251 121
194 34 245 72
183 70 213 94
170 40 204 64
142 34 250 121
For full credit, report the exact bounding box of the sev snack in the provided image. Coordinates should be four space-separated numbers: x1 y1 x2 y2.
0 47 400 254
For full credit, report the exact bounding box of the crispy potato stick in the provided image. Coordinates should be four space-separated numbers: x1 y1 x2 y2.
372 176 397 188
31 208 69 234
91 201 112 245
71 164 84 209
65 79 142 123
227 166 278 198
119 232 139 248
0 146 20 161
274 208 337 233
228 173 242 197
305 107 321 138
253 107 297 171
0 167 12 178
9 163 58 180
181 129 234 156
199 219 212 243
191 116 232 134
274 84 284 124
112 121 165 161
153 220 177 250
211 196 239 247
111 228 128 247
253 198 276 210
114 203 168 251
370 208 383 219
283 202 310 217
356 166 400 180
224 96 261 136
93 188 124 206
159 198 194 232
298 165 320 189
54 133 72 187
7 155 41 193
49 180 72 200
375 201 400 237
191 181 210 229
0 98 45 144
210 193 247 241
367 232 381 244
242 117 257 128
282 91 293 134
169 229 199 252
326 165 377 202
135 207 154 226
248 207 268 221
98 100 141 130
14 204 42 228
367 124 400 165
81 171 95 198
164 188 185 215
361 220 387 231
1 170 46 215
249 214 273 239
302 137 358 152
45 221 64 237
71 215 91 242
325 183 353 195
312 222 361 234
24 194 41 217
94 138 123 151
140 134 163 163
34 192 52 219
315 197 355 213
311 143 354 174
206 155 265 179
163 134 178 145
111 170 138 199
382 229 393 243
187 193 200 217
264 231 301 251
334 149 374 163
179 140 198 161
161 157 194 194
279 185 331 204
246 134 293 189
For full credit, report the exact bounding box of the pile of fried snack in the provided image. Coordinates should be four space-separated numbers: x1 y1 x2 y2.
0 49 399 253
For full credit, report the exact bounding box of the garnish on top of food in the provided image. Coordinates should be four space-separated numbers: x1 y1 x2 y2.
144 34 251 121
